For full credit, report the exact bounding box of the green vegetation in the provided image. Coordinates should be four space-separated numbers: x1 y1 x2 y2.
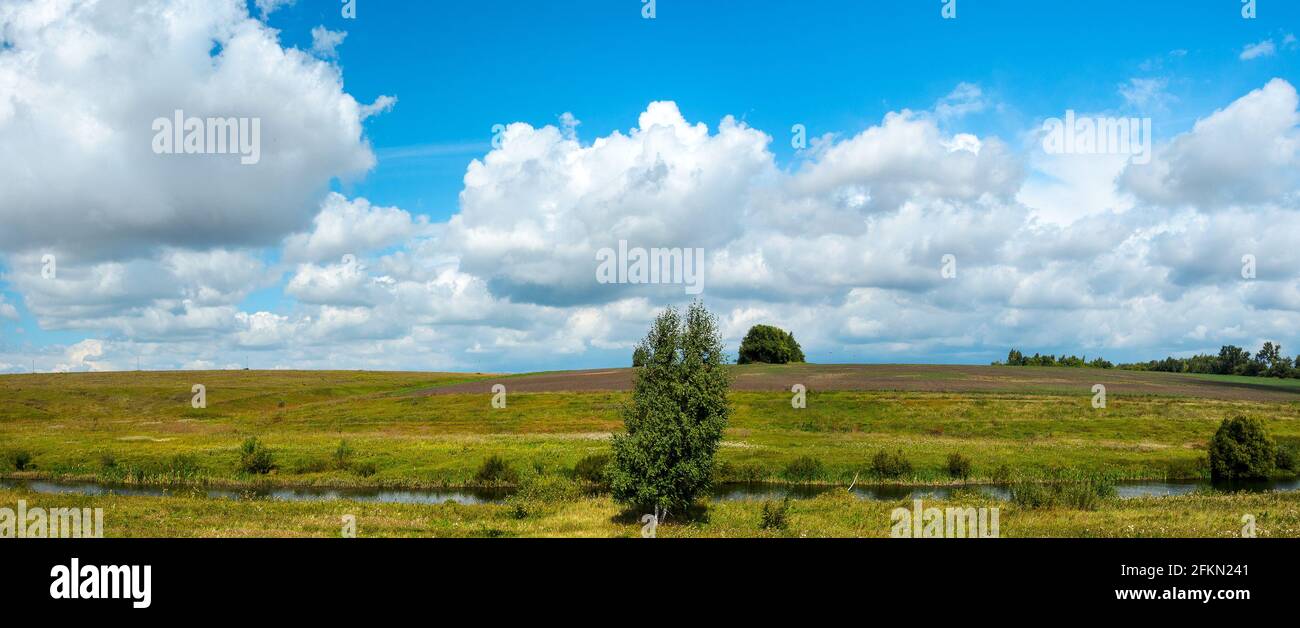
946 453 972 480
331 439 356 471
572 454 610 486
737 324 805 365
1001 349 1113 369
870 449 912 479
760 497 791 530
4 485 1298 538
5 369 1300 490
610 302 730 519
4 361 1300 537
237 437 276 475
1277 444 1298 472
783 456 823 483
4 449 34 471
474 455 519 485
1209 416 1276 481
1002 343 1300 379
1010 477 1116 511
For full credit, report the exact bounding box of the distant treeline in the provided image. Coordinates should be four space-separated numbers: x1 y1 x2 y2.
997 343 1300 379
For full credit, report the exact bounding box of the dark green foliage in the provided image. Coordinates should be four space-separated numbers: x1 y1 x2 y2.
1275 445 1297 472
573 453 611 486
946 453 972 480
6 449 34 471
1002 349 1112 369
782 456 823 483
1003 342 1300 378
1102 343 1298 379
237 437 276 475
1163 456 1209 479
99 452 117 469
715 461 766 483
1010 478 1114 511
474 455 519 485
760 498 791 530
1209 416 1276 481
632 346 649 368
870 449 912 479
506 476 584 519
737 324 805 365
991 464 1012 484
610 302 731 518
352 461 377 477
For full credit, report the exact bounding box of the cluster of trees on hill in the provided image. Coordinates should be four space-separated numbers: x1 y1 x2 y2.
998 343 1300 379
737 324 805 365
1122 342 1297 378
1000 350 1114 369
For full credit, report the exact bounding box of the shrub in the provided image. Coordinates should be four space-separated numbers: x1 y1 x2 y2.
1208 416 1276 481
870 449 912 479
610 301 731 519
352 461 377 477
737 324 806 365
1058 478 1114 511
1011 478 1114 511
946 453 972 480
1010 480 1054 509
237 437 276 475
1276 444 1298 472
506 476 583 519
782 456 823 483
6 450 34 471
474 455 519 485
573 453 611 486
715 461 766 483
991 464 1012 484
333 439 355 470
1164 457 1209 479
760 497 791 530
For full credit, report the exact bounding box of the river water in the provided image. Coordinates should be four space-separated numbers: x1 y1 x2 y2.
5 477 1299 505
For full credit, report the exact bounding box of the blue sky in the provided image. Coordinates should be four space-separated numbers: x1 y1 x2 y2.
1 0 1299 372
266 0 1298 219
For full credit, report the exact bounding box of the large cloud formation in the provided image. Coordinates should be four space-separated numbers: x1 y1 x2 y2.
0 0 380 260
1 1 1298 373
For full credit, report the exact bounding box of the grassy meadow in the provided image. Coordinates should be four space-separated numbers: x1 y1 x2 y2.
2 366 1300 537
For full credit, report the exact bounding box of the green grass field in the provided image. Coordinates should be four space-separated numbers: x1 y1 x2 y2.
3 366 1299 537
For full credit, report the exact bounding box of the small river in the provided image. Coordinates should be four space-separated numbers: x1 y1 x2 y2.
5 477 1300 506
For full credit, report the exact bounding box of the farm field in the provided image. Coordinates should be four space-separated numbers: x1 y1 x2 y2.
2 364 1299 537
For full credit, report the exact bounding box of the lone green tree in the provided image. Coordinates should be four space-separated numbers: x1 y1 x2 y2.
610 301 731 522
737 324 806 364
1208 416 1276 481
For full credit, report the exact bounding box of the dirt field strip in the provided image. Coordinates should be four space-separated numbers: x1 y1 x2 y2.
417 364 1300 402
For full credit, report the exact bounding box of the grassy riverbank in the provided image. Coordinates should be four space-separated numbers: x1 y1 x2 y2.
4 485 1297 538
